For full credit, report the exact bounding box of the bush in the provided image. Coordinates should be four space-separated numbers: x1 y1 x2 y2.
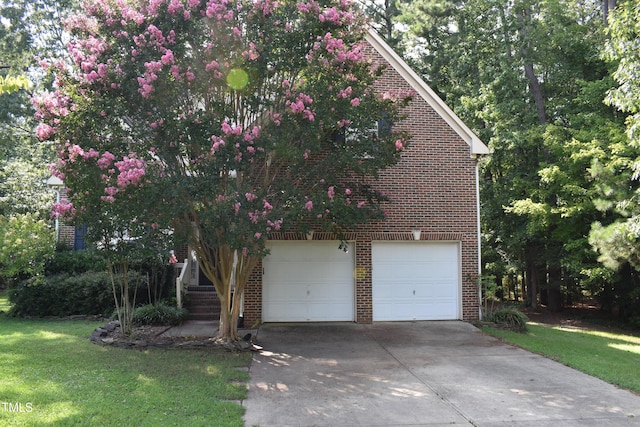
8 271 145 318
133 303 187 326
487 308 529 332
45 249 106 275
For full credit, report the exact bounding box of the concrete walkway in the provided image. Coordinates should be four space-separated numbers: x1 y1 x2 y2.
243 321 640 427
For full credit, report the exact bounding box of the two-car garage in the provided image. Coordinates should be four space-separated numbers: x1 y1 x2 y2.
262 240 461 322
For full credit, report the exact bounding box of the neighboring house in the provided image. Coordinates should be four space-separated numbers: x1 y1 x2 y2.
234 30 490 325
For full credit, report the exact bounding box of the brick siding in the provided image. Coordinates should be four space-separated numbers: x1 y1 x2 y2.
243 40 481 325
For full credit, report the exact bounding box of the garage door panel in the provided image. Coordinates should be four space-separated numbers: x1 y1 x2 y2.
372 242 460 321
263 241 355 322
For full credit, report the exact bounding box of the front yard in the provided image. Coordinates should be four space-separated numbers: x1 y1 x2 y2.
0 292 251 427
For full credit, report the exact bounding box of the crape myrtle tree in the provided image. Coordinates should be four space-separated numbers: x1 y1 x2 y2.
34 0 410 342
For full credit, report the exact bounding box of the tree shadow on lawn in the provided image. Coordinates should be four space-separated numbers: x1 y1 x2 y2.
0 317 250 427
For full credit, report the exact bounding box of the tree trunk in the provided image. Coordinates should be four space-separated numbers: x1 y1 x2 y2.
525 244 540 309
603 0 617 25
194 239 259 343
547 266 563 312
516 5 547 125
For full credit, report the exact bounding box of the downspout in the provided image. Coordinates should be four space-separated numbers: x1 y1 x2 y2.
475 158 483 320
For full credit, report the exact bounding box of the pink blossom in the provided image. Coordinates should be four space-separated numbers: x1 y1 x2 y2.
83 148 100 159
168 0 183 15
245 192 257 202
234 202 241 214
288 100 305 114
350 97 360 107
319 7 341 24
171 65 181 79
395 140 404 151
115 154 146 187
345 188 351 195
104 186 119 196
52 198 76 218
305 200 313 211
222 121 242 135
327 186 335 200
67 144 85 162
357 201 366 208
211 135 226 153
161 50 175 65
35 123 56 140
263 200 273 210
97 151 115 169
254 232 262 239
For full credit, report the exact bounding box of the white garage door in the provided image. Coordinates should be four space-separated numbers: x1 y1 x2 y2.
372 242 460 321
263 241 355 322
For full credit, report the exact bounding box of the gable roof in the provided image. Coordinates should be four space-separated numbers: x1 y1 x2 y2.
365 30 491 158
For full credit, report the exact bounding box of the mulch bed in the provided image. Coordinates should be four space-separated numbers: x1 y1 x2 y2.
89 320 259 351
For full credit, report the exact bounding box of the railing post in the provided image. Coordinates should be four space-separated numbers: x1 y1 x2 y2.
176 259 188 309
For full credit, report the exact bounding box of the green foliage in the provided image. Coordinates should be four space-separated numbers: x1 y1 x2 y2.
0 213 54 286
133 303 187 326
396 0 631 311
0 0 76 218
45 248 106 275
0 74 30 94
7 271 123 317
486 308 529 333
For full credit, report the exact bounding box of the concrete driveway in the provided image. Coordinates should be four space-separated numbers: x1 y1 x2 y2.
243 321 640 427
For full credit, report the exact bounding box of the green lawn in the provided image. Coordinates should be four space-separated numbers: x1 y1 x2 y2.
0 292 252 427
0 290 11 312
482 322 640 393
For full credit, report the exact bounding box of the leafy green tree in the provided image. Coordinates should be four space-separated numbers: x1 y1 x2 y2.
0 0 76 218
0 213 54 287
398 0 620 310
36 0 410 342
586 0 640 319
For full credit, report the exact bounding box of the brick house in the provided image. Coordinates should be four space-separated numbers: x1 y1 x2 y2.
219 30 489 325
51 28 487 323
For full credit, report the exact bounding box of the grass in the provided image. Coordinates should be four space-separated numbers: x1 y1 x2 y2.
0 290 11 312
482 322 640 393
0 291 252 427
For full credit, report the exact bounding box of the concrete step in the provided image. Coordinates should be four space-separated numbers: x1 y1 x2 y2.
184 290 220 321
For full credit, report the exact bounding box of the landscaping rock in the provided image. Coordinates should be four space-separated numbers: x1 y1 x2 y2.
103 322 118 332
89 321 258 351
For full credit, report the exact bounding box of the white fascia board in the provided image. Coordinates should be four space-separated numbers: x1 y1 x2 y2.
365 29 491 157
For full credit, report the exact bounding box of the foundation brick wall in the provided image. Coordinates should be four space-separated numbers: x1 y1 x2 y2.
242 38 481 326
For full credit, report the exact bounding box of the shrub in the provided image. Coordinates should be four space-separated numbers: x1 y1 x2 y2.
45 249 106 275
8 271 145 318
488 308 529 332
133 303 187 326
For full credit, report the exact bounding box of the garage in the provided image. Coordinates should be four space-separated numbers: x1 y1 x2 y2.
372 242 460 321
263 241 355 322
